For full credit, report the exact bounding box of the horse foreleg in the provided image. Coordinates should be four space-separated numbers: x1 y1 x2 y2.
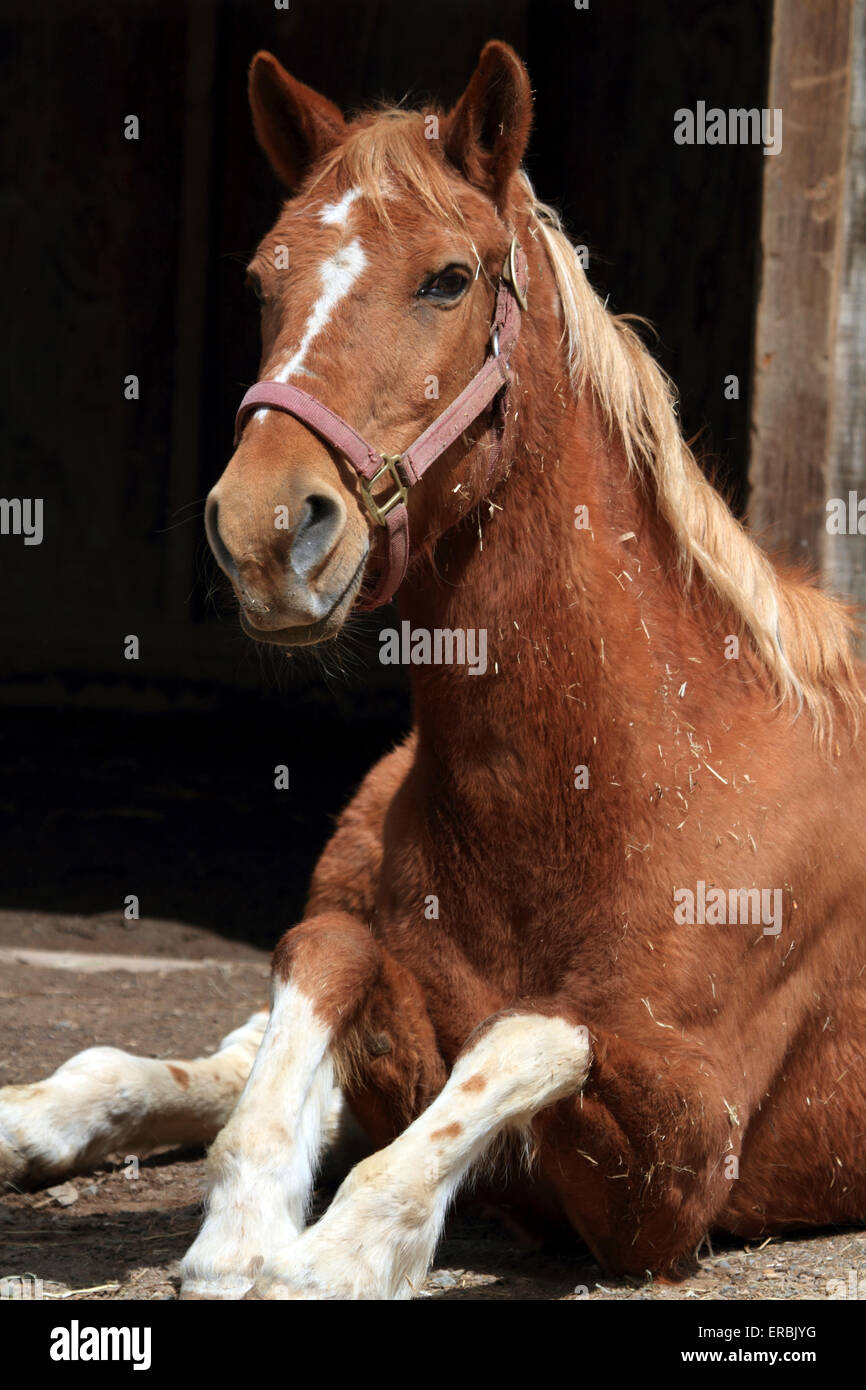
245 1009 592 1300
179 914 445 1300
0 1010 269 1189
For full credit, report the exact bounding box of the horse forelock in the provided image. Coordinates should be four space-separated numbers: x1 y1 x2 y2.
305 109 469 230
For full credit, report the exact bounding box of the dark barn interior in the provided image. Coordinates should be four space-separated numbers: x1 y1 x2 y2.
1 0 770 949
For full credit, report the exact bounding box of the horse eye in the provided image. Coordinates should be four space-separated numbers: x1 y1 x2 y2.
417 266 471 303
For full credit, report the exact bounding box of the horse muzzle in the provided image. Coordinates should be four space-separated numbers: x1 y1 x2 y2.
205 479 369 645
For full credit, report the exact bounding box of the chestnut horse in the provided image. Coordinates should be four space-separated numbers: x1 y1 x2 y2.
2 42 865 1300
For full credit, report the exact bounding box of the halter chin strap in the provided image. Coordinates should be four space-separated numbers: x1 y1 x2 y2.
234 236 529 610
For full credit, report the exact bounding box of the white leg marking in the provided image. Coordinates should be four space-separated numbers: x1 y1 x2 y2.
179 982 340 1300
0 1012 269 1189
253 228 367 420
248 1013 592 1300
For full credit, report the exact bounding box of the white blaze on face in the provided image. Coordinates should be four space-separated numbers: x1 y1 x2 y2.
273 239 367 383
254 187 366 421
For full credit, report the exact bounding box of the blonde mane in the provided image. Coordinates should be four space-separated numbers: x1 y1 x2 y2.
310 111 864 734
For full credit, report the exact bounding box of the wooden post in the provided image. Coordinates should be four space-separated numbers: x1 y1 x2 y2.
824 0 866 610
749 0 865 617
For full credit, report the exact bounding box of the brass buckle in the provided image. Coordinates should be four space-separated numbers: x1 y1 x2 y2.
359 454 408 526
502 234 528 312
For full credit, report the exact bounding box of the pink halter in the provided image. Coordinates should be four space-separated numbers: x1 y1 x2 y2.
234 237 529 610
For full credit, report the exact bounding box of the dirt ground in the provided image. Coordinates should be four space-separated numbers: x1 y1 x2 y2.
2 909 865 1302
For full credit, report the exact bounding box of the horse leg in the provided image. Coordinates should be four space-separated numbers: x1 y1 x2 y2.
1 745 410 1202
244 1008 591 1300
179 914 447 1300
0 1010 270 1189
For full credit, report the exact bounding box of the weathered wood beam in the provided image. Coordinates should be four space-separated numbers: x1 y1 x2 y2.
824 0 866 611
749 0 863 612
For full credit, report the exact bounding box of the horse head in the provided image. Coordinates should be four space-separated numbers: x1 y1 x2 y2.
206 42 534 645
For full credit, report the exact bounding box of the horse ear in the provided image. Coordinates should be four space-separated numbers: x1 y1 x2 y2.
443 42 533 206
248 51 346 190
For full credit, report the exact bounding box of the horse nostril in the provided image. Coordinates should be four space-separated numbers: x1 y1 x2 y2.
205 496 238 582
290 493 344 578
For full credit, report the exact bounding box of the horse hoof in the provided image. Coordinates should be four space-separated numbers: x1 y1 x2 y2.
177 1277 254 1301
244 1276 318 1301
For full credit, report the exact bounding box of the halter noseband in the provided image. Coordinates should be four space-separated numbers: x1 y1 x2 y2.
233 236 529 610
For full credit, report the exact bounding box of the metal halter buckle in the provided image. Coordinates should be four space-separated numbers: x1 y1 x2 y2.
501 234 528 312
359 454 409 526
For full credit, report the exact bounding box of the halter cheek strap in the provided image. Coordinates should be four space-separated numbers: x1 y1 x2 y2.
233 236 529 611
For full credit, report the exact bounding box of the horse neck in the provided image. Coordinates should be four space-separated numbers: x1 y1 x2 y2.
397 346 696 789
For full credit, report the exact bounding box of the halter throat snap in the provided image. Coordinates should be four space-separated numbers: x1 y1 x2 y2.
233 236 529 611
